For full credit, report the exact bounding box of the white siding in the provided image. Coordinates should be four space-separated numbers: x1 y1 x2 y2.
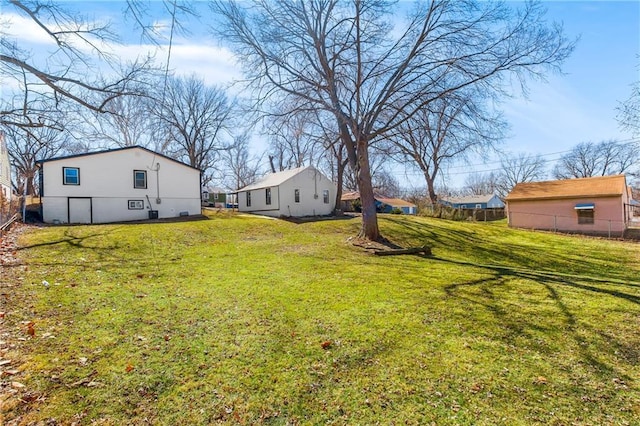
238 167 336 217
41 148 201 224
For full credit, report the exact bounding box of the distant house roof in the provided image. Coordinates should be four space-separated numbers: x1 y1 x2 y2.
440 194 499 205
340 191 416 208
237 166 316 192
376 196 416 208
36 145 201 172
505 175 627 201
341 191 361 201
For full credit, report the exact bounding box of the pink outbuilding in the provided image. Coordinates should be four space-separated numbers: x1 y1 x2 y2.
505 175 635 237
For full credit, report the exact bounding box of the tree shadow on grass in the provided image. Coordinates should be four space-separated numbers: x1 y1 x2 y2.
436 256 640 379
381 215 640 284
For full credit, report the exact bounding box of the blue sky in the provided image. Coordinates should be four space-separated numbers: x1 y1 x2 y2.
3 1 639 189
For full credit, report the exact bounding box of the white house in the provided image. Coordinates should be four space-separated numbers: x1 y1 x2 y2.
236 166 336 217
38 146 202 224
0 132 12 203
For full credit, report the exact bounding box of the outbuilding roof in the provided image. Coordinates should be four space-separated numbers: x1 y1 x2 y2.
505 175 627 201
237 166 317 192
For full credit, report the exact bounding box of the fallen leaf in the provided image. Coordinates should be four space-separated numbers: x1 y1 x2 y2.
321 340 332 350
0 359 11 367
471 383 483 393
534 376 548 385
0 312 5 318
26 322 35 337
11 381 26 389
164 335 170 341
3 369 20 376
125 364 134 373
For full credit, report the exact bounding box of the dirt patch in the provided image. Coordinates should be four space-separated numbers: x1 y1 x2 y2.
347 236 403 253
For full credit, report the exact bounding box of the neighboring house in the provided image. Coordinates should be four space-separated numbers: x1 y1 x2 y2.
0 131 12 203
202 186 228 207
439 194 504 210
340 192 417 215
236 166 336 217
38 146 201 224
376 196 417 214
505 175 631 235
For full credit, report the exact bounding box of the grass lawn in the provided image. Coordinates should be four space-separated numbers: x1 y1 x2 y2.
1 212 639 425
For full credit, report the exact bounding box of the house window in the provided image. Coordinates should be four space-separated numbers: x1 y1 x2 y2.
577 209 594 224
128 200 144 210
475 204 482 209
294 189 300 203
266 188 272 205
63 167 80 185
134 170 147 189
246 191 252 207
323 189 329 204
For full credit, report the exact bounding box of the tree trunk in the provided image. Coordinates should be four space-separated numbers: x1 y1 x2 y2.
425 172 438 204
356 141 380 240
333 158 346 214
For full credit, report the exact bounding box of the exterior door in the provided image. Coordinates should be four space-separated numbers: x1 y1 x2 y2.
68 197 92 224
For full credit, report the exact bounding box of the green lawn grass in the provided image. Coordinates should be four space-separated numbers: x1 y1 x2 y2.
2 212 639 425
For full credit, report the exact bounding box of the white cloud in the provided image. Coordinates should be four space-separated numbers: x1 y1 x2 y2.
1 13 58 47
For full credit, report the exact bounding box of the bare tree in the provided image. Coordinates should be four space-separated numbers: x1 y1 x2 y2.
153 75 236 182
4 123 68 195
212 0 574 240
499 152 547 197
77 92 158 150
463 171 501 196
552 140 640 179
220 133 263 190
265 109 321 172
385 87 507 203
618 80 640 136
1 1 155 132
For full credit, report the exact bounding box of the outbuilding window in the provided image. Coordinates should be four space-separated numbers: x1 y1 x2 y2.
266 188 272 205
294 189 300 203
575 203 595 224
134 170 147 189
246 191 252 207
323 189 329 204
63 167 80 185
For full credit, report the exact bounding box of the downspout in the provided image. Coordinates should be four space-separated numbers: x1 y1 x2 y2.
155 163 161 204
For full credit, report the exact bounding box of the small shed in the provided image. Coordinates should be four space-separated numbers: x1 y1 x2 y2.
236 166 336 217
505 175 631 235
38 146 202 224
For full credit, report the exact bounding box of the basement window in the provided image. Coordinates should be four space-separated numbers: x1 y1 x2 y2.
63 167 80 185
134 170 147 189
128 200 144 210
